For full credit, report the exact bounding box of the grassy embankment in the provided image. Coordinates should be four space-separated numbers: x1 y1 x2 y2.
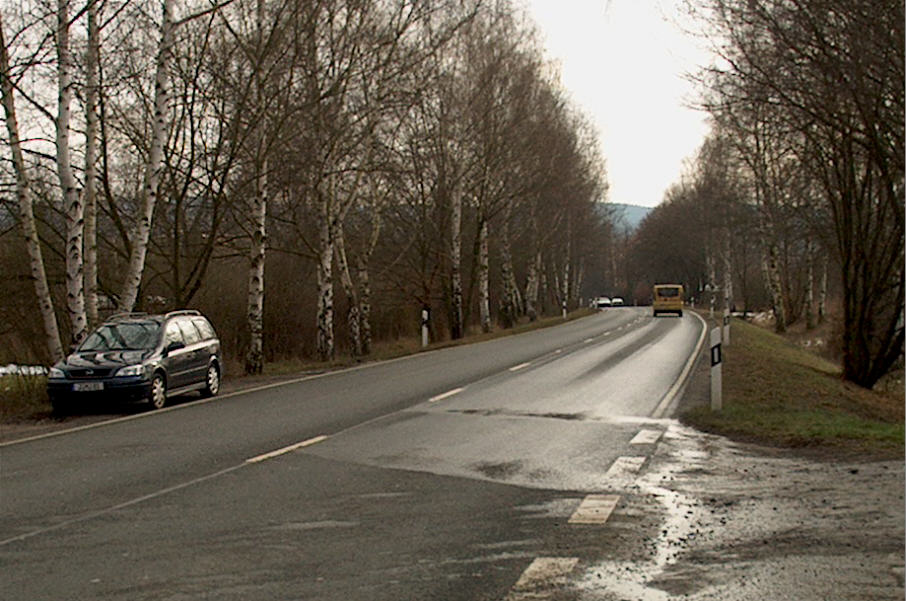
681 316 904 459
0 308 595 423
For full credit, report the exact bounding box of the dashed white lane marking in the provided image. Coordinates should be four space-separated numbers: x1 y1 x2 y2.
630 429 663 445
429 387 464 403
507 557 579 599
246 435 329 464
584 337 594 343
568 494 621 525
604 456 647 478
509 362 532 372
554 349 562 354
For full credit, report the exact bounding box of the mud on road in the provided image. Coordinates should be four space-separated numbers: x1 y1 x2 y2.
576 423 905 600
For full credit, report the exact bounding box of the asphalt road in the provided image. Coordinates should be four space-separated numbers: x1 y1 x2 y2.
1 308 705 601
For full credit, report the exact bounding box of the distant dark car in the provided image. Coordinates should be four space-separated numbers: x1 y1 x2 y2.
47 310 221 414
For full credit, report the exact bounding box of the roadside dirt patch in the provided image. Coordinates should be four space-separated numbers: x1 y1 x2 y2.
576 423 905 600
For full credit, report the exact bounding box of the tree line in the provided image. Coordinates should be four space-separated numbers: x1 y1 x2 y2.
628 0 903 389
0 0 614 372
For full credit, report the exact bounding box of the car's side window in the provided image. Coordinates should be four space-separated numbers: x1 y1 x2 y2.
164 321 185 348
192 317 215 340
177 318 202 345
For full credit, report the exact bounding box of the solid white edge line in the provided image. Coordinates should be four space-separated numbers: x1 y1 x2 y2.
651 311 708 419
429 387 464 403
509 362 531 372
246 435 329 464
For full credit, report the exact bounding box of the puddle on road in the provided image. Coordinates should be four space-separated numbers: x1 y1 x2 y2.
574 423 905 601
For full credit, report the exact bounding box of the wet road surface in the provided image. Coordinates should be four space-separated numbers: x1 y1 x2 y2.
2 308 902 600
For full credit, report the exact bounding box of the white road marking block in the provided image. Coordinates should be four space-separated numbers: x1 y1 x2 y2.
604 456 647 478
509 362 531 372
630 429 663 445
246 435 329 464
584 337 594 343
568 494 620 525
429 387 464 403
509 557 579 595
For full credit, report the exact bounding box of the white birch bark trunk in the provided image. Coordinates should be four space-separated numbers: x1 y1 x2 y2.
356 254 372 356
84 0 100 326
334 222 361 356
0 18 64 361
499 202 518 328
722 229 733 314
574 259 585 305
244 0 268 375
245 156 267 374
356 201 380 356
317 201 335 361
561 256 570 307
818 255 828 325
761 230 786 332
56 0 87 348
478 219 490 333
805 238 816 330
119 0 174 311
450 190 464 339
525 250 541 321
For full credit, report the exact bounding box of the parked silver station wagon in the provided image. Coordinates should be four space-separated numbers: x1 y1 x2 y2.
47 310 221 414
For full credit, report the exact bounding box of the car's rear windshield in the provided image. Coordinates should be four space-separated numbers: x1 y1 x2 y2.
655 287 681 298
79 322 161 351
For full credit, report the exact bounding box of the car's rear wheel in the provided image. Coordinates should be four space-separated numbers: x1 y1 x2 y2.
202 363 220 398
149 372 167 410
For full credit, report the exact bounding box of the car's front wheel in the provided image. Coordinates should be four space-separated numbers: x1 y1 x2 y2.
202 363 220 398
148 372 167 410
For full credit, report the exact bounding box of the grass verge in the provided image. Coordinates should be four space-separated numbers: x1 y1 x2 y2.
0 374 52 422
681 316 904 459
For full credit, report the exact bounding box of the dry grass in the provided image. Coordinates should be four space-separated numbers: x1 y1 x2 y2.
0 374 52 422
682 316 904 458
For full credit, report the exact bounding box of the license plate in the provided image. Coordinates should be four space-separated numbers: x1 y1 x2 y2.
73 382 104 392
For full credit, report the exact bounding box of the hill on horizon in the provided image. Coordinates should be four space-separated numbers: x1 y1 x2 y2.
599 202 652 233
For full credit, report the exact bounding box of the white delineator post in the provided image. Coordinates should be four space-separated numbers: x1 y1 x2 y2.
711 327 723 411
723 311 731 346
421 308 429 348
562 300 567 319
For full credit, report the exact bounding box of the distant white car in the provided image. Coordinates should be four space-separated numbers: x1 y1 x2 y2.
611 297 624 306
595 297 612 309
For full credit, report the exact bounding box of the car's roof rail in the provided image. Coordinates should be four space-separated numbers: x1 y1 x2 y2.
164 309 201 319
106 312 150 321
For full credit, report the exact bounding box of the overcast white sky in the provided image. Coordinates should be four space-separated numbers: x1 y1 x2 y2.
523 0 712 207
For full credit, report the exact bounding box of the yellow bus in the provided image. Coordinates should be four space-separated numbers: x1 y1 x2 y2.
653 284 684 317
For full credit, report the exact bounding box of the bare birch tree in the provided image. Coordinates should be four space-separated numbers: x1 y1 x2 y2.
1 12 64 362
83 0 100 326
55 0 87 347
117 0 175 312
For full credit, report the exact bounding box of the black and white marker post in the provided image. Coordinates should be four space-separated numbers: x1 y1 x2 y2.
723 310 731 346
421 308 430 348
710 327 723 410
